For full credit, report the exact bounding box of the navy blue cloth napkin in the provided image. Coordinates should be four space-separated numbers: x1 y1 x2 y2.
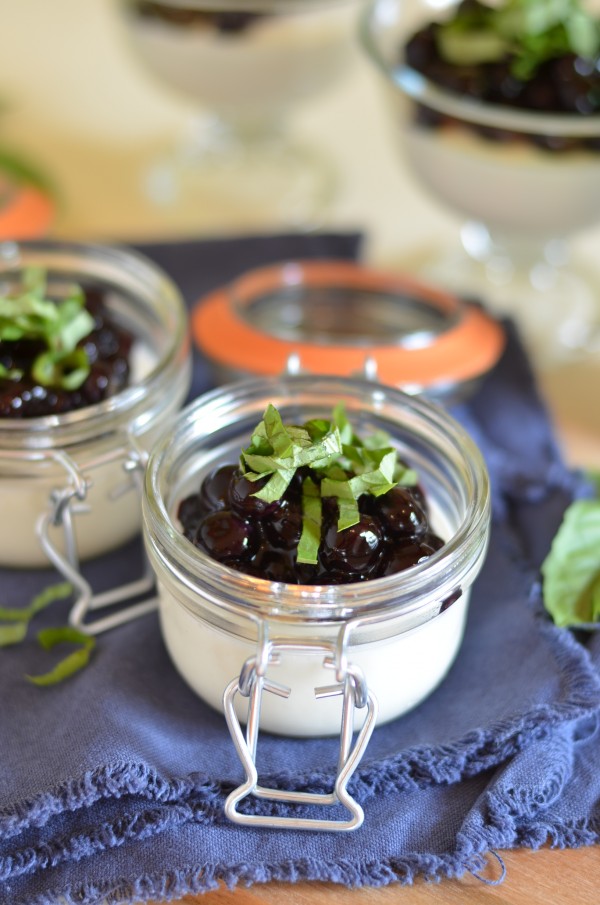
1 233 599 905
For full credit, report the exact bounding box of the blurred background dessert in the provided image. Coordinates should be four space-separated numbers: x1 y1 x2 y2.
361 0 600 365
118 0 363 230
0 0 598 464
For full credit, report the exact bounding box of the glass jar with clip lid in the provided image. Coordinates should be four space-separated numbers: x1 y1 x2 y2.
143 374 490 831
0 240 191 632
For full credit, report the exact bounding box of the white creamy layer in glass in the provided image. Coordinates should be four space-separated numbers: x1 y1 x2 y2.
403 122 600 236
126 4 358 120
158 499 467 737
158 582 468 737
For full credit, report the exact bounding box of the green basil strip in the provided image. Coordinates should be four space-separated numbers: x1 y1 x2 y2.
297 477 323 565
0 583 73 649
541 500 600 627
26 627 96 687
0 582 73 623
0 622 28 648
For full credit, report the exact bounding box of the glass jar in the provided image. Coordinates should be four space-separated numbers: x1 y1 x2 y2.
143 375 490 740
0 240 191 569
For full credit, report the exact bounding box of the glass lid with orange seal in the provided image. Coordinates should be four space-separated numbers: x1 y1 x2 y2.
192 260 505 401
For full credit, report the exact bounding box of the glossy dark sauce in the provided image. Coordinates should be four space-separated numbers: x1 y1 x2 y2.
178 463 445 585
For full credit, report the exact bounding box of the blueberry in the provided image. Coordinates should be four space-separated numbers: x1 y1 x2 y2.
199 465 238 512
195 510 258 562
376 487 429 536
321 514 384 578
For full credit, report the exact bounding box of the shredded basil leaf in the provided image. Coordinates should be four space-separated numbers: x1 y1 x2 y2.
0 268 94 390
0 622 28 648
240 403 344 503
25 627 96 687
298 477 323 565
0 583 73 648
0 583 97 689
0 581 73 624
241 404 419 558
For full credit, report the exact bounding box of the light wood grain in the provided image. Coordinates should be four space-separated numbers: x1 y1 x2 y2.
150 847 600 905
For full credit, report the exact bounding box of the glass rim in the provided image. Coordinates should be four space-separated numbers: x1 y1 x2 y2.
126 0 357 13
193 259 505 394
0 239 190 447
360 0 600 139
229 259 464 348
143 374 491 626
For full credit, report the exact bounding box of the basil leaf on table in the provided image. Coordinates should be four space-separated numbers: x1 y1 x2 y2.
541 500 600 627
26 627 96 687
0 583 96 684
0 581 73 647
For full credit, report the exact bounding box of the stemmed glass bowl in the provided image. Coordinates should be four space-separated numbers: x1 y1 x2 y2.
120 0 362 231
360 0 600 366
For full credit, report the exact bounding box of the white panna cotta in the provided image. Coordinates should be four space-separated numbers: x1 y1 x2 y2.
401 119 600 237
123 2 360 123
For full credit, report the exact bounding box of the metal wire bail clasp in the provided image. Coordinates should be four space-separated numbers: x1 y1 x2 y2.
36 435 157 636
223 621 379 832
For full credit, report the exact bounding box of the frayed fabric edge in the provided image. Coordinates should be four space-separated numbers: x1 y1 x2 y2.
2 852 487 905
9 816 600 905
0 767 220 841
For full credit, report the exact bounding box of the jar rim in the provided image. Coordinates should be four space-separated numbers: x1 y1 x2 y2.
0 239 190 449
127 0 357 13
143 374 491 627
192 259 505 395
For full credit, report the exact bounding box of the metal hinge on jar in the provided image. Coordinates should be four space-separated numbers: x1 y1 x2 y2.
35 433 157 635
223 620 378 831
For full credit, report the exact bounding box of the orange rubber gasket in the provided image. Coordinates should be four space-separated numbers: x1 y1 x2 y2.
192 260 505 389
0 184 54 239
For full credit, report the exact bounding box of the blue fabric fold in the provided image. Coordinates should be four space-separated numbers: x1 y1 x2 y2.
1 234 599 905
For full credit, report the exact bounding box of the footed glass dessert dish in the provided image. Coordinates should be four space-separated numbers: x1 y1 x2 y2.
120 0 362 231
361 0 600 367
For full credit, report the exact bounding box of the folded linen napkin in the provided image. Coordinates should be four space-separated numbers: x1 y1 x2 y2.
0 233 598 905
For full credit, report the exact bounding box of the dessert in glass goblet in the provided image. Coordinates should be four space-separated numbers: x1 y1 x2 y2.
361 0 600 366
120 0 362 231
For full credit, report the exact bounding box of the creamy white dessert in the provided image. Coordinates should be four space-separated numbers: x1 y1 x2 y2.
143 377 490 741
2 447 142 568
158 578 469 737
124 2 360 123
401 119 600 236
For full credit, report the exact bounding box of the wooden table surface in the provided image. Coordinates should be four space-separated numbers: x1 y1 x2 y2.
1 4 598 901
